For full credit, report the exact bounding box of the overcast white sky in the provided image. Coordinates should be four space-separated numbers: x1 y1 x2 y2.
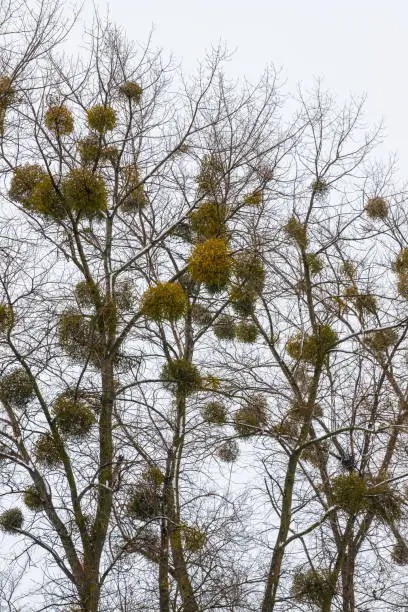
78 0 408 175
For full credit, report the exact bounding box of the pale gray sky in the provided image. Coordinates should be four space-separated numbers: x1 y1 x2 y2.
82 0 408 174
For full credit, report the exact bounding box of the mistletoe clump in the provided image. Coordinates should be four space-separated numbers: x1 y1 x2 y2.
213 314 236 340
233 251 265 294
301 442 329 468
331 473 369 514
202 401 227 425
311 179 329 198
86 105 117 133
217 440 239 462
271 419 300 440
190 202 228 240
288 400 323 421
229 286 256 317
181 525 207 552
188 238 231 290
9 165 45 206
191 303 213 327
121 166 147 211
286 325 338 363
44 105 74 135
0 76 16 133
343 286 377 315
393 249 408 299
365 197 388 220
366 478 402 524
0 304 14 333
141 282 188 322
0 368 35 408
74 281 101 309
391 540 408 566
243 190 263 206
0 508 24 533
35 433 62 467
127 486 160 520
0 76 15 107
142 466 165 487
305 252 324 275
196 155 224 194
23 485 46 512
235 321 258 343
58 309 104 365
291 569 333 606
127 467 163 521
234 394 267 437
119 81 143 101
365 328 398 353
284 217 308 249
160 359 202 396
29 175 66 219
63 168 107 215
53 393 96 438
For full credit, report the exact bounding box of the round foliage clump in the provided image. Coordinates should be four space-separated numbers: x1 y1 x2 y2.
243 190 263 206
0 508 23 533
234 394 267 437
0 368 35 408
141 282 188 322
188 238 231 290
235 321 258 344
191 303 213 327
121 166 147 211
213 315 236 340
366 478 402 524
8 165 45 206
0 76 16 107
74 281 100 309
119 81 143 101
29 175 66 219
160 359 202 396
284 217 308 248
229 286 256 317
311 179 329 198
190 202 227 240
202 401 227 425
233 251 265 294
182 525 207 552
271 419 300 440
306 252 324 276
142 466 165 487
288 400 323 421
63 168 107 215
365 197 388 220
301 442 329 468
35 432 62 467
344 286 377 315
0 304 13 333
394 248 408 275
44 105 74 135
286 325 338 364
331 473 368 514
291 569 333 606
217 440 239 463
23 485 46 512
196 155 224 194
127 485 160 520
392 541 408 566
365 329 398 353
53 394 96 438
86 105 117 133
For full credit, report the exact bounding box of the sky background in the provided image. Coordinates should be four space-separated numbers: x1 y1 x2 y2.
76 0 408 177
